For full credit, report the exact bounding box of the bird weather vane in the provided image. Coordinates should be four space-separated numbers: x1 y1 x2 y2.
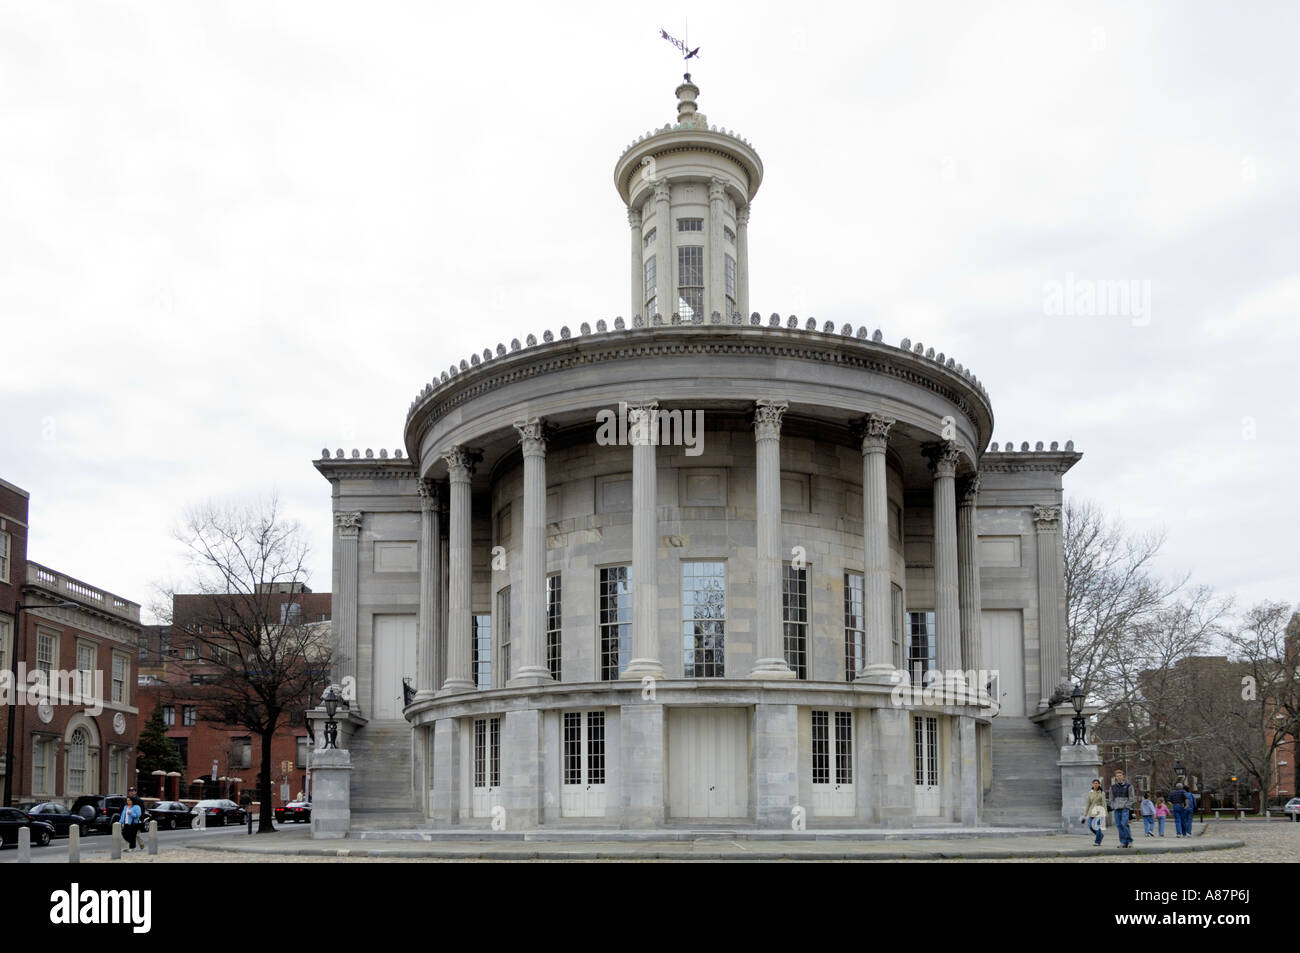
660 27 700 74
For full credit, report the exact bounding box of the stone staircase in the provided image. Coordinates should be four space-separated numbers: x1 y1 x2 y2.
983 716 1063 828
348 720 421 821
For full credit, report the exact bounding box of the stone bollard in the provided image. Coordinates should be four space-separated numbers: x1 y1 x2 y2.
147 820 159 856
17 826 31 863
111 821 123 859
69 825 81 863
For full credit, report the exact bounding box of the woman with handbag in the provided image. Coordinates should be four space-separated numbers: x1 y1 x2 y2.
1082 778 1107 846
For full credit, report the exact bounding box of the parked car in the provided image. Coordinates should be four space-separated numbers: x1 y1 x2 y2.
191 799 247 826
16 801 89 837
1284 797 1300 822
275 801 312 824
145 801 194 830
69 795 128 834
0 807 55 847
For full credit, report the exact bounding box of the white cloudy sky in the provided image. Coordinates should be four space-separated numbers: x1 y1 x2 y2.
1 1 1296 623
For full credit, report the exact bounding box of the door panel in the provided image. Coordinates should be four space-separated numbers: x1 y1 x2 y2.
668 708 748 819
372 614 417 720
980 609 1025 716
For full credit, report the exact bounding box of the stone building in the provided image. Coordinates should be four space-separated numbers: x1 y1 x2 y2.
1 477 141 804
312 76 1082 829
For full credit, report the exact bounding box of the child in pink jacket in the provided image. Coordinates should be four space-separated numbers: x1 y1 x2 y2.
1154 796 1170 837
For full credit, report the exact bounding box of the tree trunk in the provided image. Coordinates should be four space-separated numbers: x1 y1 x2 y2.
258 726 276 832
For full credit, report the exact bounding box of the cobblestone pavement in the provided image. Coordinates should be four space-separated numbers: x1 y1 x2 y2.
68 820 1299 862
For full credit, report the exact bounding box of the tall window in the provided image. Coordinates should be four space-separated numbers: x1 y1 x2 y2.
162 705 175 726
233 736 252 770
644 256 657 316
812 710 854 785
725 254 736 316
109 747 122 794
111 654 127 703
0 618 9 678
843 572 865 681
297 736 309 772
643 226 656 247
677 245 703 320
891 584 905 671
67 728 87 793
723 225 735 244
473 716 501 789
546 574 562 681
782 565 808 679
32 738 49 793
472 613 492 690
682 561 726 677
908 610 937 687
598 566 631 680
0 530 9 583
914 715 939 787
677 217 703 231
497 588 511 688
36 631 55 683
182 705 196 727
563 711 605 786
75 644 94 701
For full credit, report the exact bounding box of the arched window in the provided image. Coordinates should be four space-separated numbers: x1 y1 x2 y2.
68 728 88 793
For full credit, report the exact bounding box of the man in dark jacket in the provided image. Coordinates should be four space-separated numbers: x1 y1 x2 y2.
1168 782 1191 837
1108 770 1138 847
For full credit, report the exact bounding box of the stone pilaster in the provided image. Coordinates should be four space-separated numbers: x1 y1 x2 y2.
654 179 672 318
707 177 726 319
751 400 796 678
416 480 443 700
628 206 643 323
859 414 896 682
622 402 665 680
439 447 479 695
926 441 962 680
753 703 799 826
619 702 666 826
957 473 982 680
429 718 460 825
1034 504 1066 708
736 204 750 318
510 418 552 686
334 511 362 696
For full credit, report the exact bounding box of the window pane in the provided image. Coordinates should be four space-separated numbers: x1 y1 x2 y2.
599 567 631 680
782 565 807 679
682 561 726 677
546 574 562 681
473 614 492 690
812 710 829 784
843 572 865 682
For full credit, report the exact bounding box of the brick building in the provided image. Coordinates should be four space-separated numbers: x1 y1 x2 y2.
135 586 330 804
1 476 142 804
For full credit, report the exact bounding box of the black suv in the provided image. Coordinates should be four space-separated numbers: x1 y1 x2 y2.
69 795 128 834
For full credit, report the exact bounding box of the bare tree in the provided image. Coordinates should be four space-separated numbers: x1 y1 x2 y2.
157 495 331 833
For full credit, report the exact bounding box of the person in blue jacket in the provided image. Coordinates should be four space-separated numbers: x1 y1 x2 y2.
119 796 143 851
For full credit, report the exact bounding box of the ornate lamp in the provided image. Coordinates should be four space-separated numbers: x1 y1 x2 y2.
322 685 342 749
1070 683 1088 745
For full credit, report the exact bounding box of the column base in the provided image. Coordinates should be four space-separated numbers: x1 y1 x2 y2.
507 667 554 688
620 658 666 680
748 658 798 679
412 690 438 704
437 679 476 697
859 663 902 685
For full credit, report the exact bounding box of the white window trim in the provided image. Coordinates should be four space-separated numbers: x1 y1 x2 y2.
0 530 10 584
111 651 129 704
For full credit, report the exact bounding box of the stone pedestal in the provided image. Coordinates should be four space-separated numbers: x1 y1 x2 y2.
753 704 798 827
1058 744 1102 834
620 703 665 827
310 747 352 840
429 718 461 825
957 716 978 826
503 709 542 828
872 707 913 827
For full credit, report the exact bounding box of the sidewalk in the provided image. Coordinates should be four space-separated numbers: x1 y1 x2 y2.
188 825 1242 861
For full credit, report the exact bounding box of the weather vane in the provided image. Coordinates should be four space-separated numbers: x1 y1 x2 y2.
660 25 700 76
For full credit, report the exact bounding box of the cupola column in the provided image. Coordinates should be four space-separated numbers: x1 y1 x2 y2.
654 179 672 318
628 207 643 322
707 177 726 319
736 205 750 318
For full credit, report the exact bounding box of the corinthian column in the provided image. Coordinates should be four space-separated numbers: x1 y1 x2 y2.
926 442 962 681
439 447 479 695
736 205 750 318
628 206 643 322
1034 504 1065 709
622 401 665 680
510 418 552 686
334 511 362 698
750 399 796 679
860 414 896 682
957 474 982 685
707 177 726 319
416 480 443 700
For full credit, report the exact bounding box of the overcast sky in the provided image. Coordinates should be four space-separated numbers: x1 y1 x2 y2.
1 1 1296 624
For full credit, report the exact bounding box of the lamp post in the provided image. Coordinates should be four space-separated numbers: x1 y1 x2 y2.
321 685 343 750
4 598 78 807
1070 683 1087 745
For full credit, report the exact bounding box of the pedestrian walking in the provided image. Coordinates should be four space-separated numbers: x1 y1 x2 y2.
1168 782 1190 837
1154 796 1169 836
119 796 143 851
1140 792 1156 837
1108 769 1138 847
1082 778 1107 845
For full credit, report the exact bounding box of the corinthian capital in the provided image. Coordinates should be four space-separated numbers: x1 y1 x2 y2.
1032 504 1062 530
736 205 750 227
514 417 548 457
924 440 961 479
626 400 659 447
334 511 362 537
752 399 788 441
417 479 444 514
708 177 726 203
653 179 671 203
959 473 982 506
857 413 895 454
441 446 481 481
628 206 642 228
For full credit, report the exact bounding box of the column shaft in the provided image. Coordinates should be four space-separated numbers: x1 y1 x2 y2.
736 205 750 317
928 442 962 676
860 415 896 681
707 177 725 319
957 475 982 680
751 400 795 678
416 481 442 699
655 180 673 317
439 448 478 694
628 207 643 322
622 402 665 679
511 419 551 686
